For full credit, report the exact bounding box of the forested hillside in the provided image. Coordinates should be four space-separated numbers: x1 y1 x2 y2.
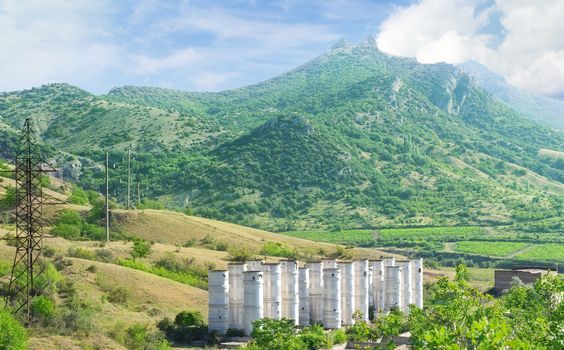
0 41 563 231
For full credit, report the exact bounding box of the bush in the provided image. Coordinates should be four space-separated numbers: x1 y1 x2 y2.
131 240 151 259
105 286 130 304
175 310 205 328
0 307 27 349
69 186 90 205
30 296 56 323
227 247 254 262
67 247 96 260
52 223 82 239
183 239 197 247
331 329 347 344
157 310 208 343
94 249 114 263
125 324 171 350
260 242 298 259
43 246 56 257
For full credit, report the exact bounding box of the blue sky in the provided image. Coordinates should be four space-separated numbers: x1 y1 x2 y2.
1 0 563 98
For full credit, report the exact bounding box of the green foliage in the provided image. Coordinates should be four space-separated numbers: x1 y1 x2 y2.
117 258 207 290
130 240 151 259
30 296 56 323
260 242 298 259
51 209 106 241
137 199 164 210
67 247 97 260
174 310 205 328
157 310 207 344
455 241 528 256
0 185 16 210
124 324 171 350
227 246 255 262
68 185 89 205
515 243 564 262
250 318 332 350
0 307 27 350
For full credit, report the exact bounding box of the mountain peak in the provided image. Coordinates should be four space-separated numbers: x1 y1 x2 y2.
359 36 378 48
331 38 351 50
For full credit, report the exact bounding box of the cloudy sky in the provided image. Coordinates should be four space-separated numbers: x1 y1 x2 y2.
0 0 563 99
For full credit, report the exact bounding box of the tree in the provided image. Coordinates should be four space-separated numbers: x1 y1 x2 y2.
130 240 151 259
0 308 27 350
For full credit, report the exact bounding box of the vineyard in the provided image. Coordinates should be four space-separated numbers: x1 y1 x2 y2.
378 226 483 240
454 241 528 257
282 229 374 245
515 243 564 263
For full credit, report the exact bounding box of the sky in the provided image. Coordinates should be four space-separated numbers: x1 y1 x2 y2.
0 0 563 100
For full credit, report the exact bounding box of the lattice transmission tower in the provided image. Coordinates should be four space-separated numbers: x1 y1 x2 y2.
4 118 56 322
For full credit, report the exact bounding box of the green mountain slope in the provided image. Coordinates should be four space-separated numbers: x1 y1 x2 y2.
459 60 564 131
0 41 562 231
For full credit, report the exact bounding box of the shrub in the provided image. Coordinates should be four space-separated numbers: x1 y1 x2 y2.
130 240 151 259
69 186 90 205
94 249 114 263
52 223 81 239
175 310 205 328
260 242 298 259
86 264 97 273
43 246 56 257
54 297 95 336
0 307 27 349
183 239 197 247
227 247 254 262
67 247 96 260
157 310 208 343
332 329 347 344
105 286 130 304
125 324 171 350
30 296 56 323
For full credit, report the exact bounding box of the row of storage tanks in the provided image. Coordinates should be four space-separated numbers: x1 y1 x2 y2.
208 258 423 335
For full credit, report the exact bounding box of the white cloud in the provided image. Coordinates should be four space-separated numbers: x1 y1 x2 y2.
376 0 564 98
191 71 239 91
130 48 203 74
0 0 121 91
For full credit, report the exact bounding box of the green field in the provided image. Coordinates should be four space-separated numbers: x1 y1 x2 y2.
282 229 374 245
454 241 527 257
515 243 564 263
378 226 483 240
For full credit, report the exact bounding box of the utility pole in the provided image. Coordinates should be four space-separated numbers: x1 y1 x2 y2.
105 152 110 242
137 182 141 206
127 148 131 209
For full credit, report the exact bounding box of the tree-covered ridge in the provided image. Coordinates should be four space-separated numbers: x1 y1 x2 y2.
0 42 563 231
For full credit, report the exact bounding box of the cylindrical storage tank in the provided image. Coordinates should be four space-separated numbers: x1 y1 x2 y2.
208 270 229 334
243 271 264 336
397 261 412 313
299 267 310 326
370 260 385 315
411 259 424 308
383 257 396 267
323 268 341 329
246 260 264 272
354 260 369 321
306 262 324 323
384 266 402 312
338 261 355 326
322 259 338 268
281 260 299 325
262 263 282 319
228 263 247 330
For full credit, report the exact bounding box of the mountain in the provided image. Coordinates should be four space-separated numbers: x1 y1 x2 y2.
459 60 564 131
0 40 563 231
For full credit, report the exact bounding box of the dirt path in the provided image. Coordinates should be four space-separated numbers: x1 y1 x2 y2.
507 244 534 258
444 242 455 252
